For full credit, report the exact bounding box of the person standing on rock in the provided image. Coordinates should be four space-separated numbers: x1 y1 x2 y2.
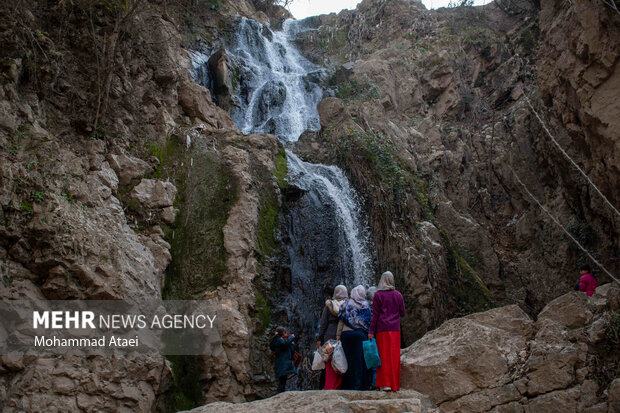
318 284 348 390
575 264 599 297
270 327 297 393
337 285 372 390
368 271 406 392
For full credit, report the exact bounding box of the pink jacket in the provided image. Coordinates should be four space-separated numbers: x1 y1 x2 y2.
579 272 598 297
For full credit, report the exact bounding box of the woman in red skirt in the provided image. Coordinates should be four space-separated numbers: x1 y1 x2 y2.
317 285 348 389
368 271 406 391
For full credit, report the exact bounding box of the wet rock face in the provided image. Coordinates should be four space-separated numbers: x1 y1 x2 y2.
207 48 233 110
277 153 376 389
282 188 345 291
401 285 620 412
253 80 287 128
278 179 349 362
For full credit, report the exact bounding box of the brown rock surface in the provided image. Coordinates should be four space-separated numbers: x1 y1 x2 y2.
184 390 437 413
178 80 236 130
130 178 177 209
538 0 620 203
400 286 620 412
292 0 620 347
401 305 533 404
107 153 153 185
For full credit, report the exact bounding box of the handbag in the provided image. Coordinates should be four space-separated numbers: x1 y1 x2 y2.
292 350 302 368
311 350 325 370
331 341 348 374
363 338 381 369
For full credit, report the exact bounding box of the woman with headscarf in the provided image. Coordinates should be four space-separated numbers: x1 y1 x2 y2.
317 284 348 389
337 285 371 390
369 271 405 391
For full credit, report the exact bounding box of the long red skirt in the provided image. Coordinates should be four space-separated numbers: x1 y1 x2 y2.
375 331 401 391
324 360 343 390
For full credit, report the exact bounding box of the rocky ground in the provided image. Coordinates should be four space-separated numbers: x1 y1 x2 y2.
188 283 620 413
402 283 620 412
184 390 437 413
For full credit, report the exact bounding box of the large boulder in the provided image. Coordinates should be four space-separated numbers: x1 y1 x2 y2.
130 179 177 208
183 390 437 413
536 291 593 329
401 305 533 404
207 48 233 110
178 80 235 129
401 289 619 412
107 153 153 186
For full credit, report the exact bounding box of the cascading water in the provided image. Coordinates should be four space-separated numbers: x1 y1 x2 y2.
228 18 324 141
192 16 375 389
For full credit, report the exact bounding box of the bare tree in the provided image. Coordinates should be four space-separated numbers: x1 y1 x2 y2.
84 0 144 132
448 0 474 7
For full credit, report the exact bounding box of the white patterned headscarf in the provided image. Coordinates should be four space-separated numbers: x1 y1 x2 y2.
351 285 367 305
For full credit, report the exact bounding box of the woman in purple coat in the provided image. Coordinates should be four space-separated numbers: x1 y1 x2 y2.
368 271 405 391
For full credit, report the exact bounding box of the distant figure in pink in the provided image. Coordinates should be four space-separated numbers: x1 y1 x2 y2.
574 264 598 297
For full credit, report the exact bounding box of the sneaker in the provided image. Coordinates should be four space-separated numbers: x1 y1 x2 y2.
381 387 392 391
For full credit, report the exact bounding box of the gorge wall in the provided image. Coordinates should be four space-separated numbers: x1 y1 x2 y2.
0 0 618 411
291 0 620 342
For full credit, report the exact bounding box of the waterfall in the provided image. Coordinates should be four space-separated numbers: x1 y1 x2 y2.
285 152 374 286
229 18 323 142
191 16 375 389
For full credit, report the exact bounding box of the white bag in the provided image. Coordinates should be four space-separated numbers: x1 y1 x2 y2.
331 341 348 374
311 350 326 371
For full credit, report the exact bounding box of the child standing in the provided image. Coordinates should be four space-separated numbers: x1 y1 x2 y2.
270 327 297 393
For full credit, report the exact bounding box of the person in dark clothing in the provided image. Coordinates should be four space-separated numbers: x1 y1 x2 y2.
317 284 348 389
270 327 297 393
337 285 371 391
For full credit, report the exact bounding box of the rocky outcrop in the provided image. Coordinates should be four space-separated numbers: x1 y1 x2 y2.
198 131 280 403
184 390 437 413
207 49 233 111
130 178 177 208
107 153 153 185
178 80 236 130
401 284 620 412
402 305 533 404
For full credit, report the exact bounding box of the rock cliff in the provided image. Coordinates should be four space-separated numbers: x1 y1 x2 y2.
291 0 620 343
0 0 286 410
